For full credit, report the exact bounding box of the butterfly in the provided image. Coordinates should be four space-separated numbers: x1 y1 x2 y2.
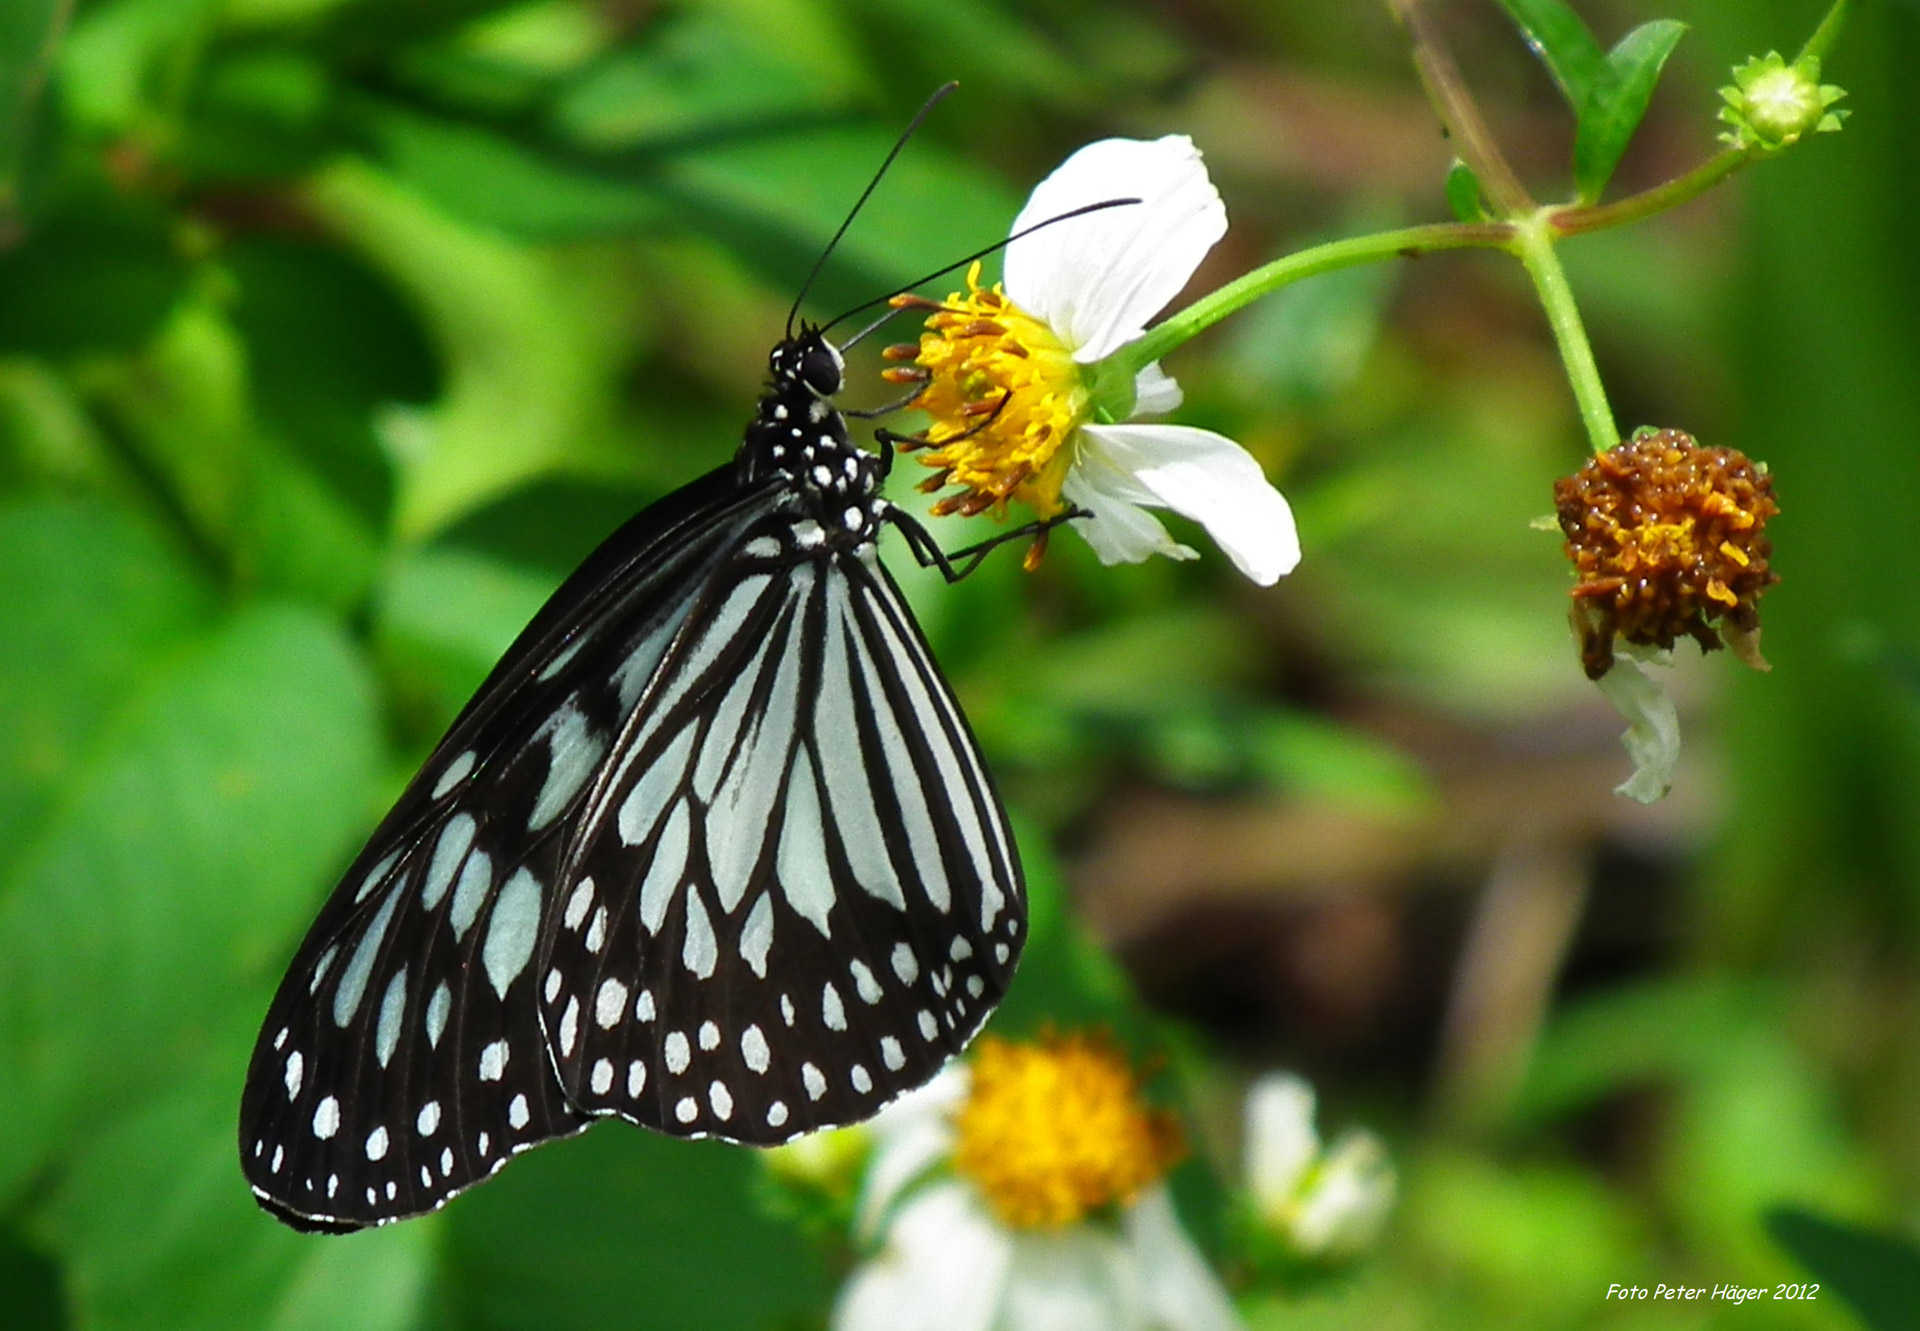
236 305 1057 1229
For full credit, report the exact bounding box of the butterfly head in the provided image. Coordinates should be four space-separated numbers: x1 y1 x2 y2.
771 327 846 398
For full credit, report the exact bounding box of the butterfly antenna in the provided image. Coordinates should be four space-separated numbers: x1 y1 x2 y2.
787 82 959 339
825 196 1140 345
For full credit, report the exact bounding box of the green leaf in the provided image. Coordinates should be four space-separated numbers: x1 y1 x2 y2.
302 159 641 540
0 498 214 878
0 195 191 355
0 600 384 1207
1573 21 1688 203
444 1125 829 1331
1491 0 1607 110
40 1045 433 1331
0 0 70 225
1444 158 1486 222
1767 1209 1920 1331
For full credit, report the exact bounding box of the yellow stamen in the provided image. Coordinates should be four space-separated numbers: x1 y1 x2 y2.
894 262 1088 521
951 1033 1183 1230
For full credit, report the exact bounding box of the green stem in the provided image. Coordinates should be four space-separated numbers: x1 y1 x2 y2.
1548 149 1748 237
1513 212 1616 454
1798 0 1851 64
1110 220 1513 386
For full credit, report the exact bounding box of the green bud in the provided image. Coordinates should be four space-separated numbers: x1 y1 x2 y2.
1718 52 1849 154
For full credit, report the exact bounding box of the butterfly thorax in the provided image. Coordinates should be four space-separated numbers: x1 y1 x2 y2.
740 329 886 551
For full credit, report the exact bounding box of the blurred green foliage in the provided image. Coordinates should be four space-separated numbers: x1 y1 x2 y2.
1 0 1915 1327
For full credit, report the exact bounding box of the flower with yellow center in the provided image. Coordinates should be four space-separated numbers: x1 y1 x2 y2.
832 1034 1242 1331
885 136 1300 586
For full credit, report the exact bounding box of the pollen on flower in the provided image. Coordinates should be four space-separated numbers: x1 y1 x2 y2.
887 262 1088 526
1555 429 1779 680
950 1033 1182 1230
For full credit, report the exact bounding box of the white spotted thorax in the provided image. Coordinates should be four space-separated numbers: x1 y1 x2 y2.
239 320 1026 1232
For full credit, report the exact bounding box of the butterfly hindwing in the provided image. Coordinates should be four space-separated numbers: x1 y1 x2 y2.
544 536 1024 1141
239 472 787 1229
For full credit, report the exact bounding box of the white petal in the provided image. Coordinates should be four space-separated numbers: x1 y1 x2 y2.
996 1227 1141 1331
1595 649 1680 804
1131 363 1183 417
1125 1188 1248 1331
835 1183 1011 1331
856 1068 968 1239
1289 1130 1396 1258
1061 461 1196 567
1241 1073 1320 1207
1004 137 1227 363
1077 425 1300 584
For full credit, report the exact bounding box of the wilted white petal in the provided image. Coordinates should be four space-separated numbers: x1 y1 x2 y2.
1126 1187 1247 1331
857 1068 968 1240
1131 362 1183 416
1241 1073 1320 1209
996 1228 1139 1331
1289 1129 1396 1258
1005 137 1227 364
1595 648 1680 804
1061 461 1197 566
836 1183 1011 1331
1078 424 1299 585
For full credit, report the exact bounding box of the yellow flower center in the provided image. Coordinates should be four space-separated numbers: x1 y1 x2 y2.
885 262 1088 523
950 1034 1183 1230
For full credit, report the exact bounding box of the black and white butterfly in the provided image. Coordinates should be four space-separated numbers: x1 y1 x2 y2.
237 310 1049 1230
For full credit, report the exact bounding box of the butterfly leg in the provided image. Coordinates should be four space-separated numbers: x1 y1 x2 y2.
886 505 1091 583
871 387 1011 484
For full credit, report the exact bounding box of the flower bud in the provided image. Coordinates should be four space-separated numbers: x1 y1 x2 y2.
1718 52 1848 154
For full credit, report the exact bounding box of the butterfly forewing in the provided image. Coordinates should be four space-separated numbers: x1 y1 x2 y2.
239 473 787 1229
545 539 1023 1141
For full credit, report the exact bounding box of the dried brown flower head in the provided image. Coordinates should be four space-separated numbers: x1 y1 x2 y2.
1555 429 1779 680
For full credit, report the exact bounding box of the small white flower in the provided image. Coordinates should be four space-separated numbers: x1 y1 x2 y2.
832 1045 1243 1331
1241 1072 1395 1260
894 136 1299 585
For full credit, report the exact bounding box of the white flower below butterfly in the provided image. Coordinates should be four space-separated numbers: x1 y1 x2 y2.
887 136 1300 584
830 1034 1244 1331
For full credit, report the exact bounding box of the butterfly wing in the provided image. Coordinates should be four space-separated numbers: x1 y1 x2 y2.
239 466 787 1230
544 537 1025 1141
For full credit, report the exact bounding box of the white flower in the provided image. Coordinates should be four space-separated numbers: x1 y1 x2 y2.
1242 1072 1395 1260
895 136 1299 585
832 1050 1243 1331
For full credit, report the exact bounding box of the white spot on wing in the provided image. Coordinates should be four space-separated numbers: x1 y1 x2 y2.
849 959 883 1005
675 1097 698 1123
425 981 450 1048
332 889 402 1026
563 880 594 931
682 888 718 978
531 701 605 830
698 1021 720 1051
741 1025 769 1073
881 1036 905 1071
740 892 774 978
628 1060 647 1097
417 1101 440 1136
638 801 691 933
822 982 846 1031
374 967 408 1068
283 1051 303 1097
478 1040 509 1081
802 1063 827 1101
709 1081 733 1120
355 849 401 903
768 1100 789 1128
776 749 835 937
366 1126 389 1161
590 1059 613 1095
432 751 476 798
559 996 580 1055
421 815 475 911
449 849 494 940
851 1064 872 1094
595 978 628 1029
891 942 920 985
665 1031 690 1074
618 728 696 851
482 868 542 998
635 989 656 1021
313 1096 340 1139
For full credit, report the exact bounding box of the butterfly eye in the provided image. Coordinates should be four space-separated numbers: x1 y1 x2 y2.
799 342 843 396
